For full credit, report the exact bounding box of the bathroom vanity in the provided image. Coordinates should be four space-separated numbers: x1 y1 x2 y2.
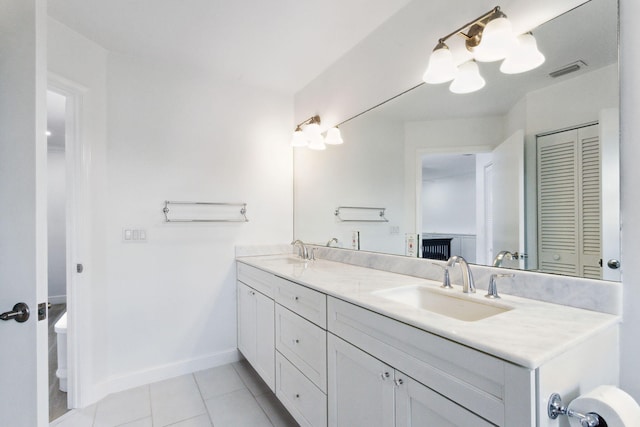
236 253 620 427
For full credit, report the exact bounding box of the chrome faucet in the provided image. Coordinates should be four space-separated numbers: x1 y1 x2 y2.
446 255 475 293
291 239 309 260
326 237 338 247
492 250 514 267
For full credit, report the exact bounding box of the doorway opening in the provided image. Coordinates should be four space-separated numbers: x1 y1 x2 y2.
47 89 71 422
420 153 478 263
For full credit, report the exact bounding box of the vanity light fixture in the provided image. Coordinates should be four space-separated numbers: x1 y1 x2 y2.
290 115 343 150
423 6 545 94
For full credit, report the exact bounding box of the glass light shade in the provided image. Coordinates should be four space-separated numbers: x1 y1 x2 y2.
423 44 458 84
474 15 514 62
307 133 326 150
324 127 344 145
290 130 308 147
449 60 485 94
500 33 545 74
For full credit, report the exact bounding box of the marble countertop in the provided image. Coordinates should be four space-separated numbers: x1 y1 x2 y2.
237 254 620 369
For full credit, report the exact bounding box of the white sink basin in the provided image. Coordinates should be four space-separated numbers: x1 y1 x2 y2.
373 285 512 322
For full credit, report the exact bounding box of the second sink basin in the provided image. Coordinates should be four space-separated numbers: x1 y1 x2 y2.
373 285 512 322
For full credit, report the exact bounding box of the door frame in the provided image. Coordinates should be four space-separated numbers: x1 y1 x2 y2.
414 145 493 254
48 73 92 409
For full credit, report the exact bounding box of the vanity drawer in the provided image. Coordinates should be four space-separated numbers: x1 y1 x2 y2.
327 297 533 426
276 351 327 427
274 276 326 328
276 304 327 392
237 262 275 298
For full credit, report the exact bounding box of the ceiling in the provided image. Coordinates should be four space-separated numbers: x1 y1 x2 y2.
48 0 413 94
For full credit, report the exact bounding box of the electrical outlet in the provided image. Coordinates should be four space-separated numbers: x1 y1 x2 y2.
351 231 360 250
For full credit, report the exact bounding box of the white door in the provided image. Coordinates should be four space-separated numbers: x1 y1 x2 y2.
0 0 49 425
327 334 394 427
491 130 525 269
395 374 494 427
600 109 621 281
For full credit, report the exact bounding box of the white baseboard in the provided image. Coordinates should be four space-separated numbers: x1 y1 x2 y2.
88 348 240 405
49 295 67 305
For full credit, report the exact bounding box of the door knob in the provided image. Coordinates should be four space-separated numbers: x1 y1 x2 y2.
607 259 621 269
0 302 30 323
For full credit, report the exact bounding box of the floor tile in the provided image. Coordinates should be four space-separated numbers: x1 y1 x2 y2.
232 359 271 397
150 374 207 426
205 390 272 427
166 414 212 427
117 417 153 427
205 388 273 427
93 386 151 427
50 404 96 427
256 393 299 427
194 364 246 400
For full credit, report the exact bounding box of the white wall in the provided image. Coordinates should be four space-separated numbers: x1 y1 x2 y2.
294 115 406 255
47 148 66 303
104 53 292 390
49 20 293 404
422 173 476 234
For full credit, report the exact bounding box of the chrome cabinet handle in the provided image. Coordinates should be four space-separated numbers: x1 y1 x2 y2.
394 378 404 387
379 372 390 380
292 296 299 301
292 339 300 345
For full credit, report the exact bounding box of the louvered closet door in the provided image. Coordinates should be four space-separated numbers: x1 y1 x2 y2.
578 125 602 279
538 130 580 275
537 125 602 278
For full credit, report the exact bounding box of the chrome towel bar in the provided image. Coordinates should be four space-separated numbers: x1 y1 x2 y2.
162 201 248 222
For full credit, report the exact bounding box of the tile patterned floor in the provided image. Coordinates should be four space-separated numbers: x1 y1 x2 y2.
50 360 299 427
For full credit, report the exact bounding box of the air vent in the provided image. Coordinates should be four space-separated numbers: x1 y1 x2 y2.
549 60 588 78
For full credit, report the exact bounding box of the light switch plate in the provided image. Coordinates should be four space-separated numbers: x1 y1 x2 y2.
123 228 147 242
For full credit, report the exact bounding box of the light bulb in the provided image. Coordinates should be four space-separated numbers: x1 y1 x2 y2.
500 33 545 74
474 12 514 62
423 42 458 84
324 127 343 145
290 129 308 147
449 60 485 94
308 133 326 150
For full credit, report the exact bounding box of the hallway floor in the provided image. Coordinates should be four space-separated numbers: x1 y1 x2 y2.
49 303 70 422
49 360 298 427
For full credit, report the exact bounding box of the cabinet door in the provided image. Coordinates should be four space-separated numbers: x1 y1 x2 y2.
254 290 275 391
395 374 495 427
237 282 257 364
328 334 394 427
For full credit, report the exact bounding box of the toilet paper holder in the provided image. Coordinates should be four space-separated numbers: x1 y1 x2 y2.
548 393 603 427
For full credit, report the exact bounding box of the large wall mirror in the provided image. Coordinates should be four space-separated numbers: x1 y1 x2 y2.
294 0 620 281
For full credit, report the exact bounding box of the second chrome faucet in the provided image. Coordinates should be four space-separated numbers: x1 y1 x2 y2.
446 255 475 293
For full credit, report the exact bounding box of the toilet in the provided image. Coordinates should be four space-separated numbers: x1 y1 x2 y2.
54 312 67 392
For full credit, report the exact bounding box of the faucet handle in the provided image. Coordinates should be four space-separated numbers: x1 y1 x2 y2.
485 273 514 299
431 263 452 289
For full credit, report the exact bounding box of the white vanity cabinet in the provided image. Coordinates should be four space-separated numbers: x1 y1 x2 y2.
236 258 619 427
273 271 328 426
328 334 494 427
236 264 276 391
327 297 535 427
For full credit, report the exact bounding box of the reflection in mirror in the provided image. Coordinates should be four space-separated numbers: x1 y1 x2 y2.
294 0 620 281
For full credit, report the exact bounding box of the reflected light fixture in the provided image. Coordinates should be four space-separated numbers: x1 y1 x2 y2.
450 60 486 94
290 115 343 150
423 6 545 94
